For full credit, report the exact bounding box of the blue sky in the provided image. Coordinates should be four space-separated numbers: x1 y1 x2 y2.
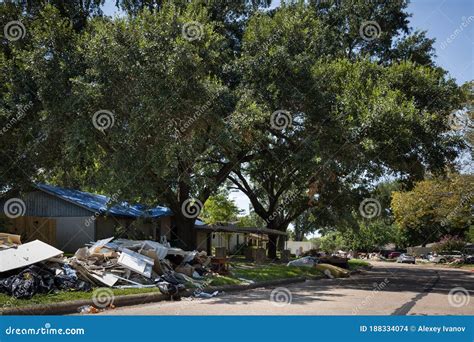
102 0 473 213
103 0 473 85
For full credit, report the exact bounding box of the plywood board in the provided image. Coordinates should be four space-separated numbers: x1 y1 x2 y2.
0 239 63 273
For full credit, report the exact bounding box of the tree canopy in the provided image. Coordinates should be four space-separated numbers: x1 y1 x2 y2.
392 174 473 246
0 0 470 256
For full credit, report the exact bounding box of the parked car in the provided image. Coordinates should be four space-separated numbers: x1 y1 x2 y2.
429 251 464 263
396 254 416 264
388 251 401 259
463 255 474 264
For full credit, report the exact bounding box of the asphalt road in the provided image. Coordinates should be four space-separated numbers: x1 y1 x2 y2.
98 262 474 315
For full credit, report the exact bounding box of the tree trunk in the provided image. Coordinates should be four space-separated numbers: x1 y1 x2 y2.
267 234 278 260
267 221 289 259
172 214 196 250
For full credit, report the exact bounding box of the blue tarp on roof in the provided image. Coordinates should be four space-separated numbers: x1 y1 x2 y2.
194 219 206 226
36 183 172 218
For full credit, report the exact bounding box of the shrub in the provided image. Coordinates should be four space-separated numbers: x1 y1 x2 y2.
433 235 466 253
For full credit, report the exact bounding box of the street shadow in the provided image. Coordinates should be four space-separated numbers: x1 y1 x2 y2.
205 264 473 309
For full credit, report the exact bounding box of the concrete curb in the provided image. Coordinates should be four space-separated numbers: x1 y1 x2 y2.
0 276 318 316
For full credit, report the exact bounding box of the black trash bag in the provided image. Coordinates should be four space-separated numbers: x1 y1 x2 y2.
158 271 186 285
54 265 91 292
0 265 56 299
157 281 178 296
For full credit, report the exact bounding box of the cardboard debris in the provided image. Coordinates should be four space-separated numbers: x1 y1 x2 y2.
0 233 22 250
175 264 194 277
89 237 114 253
0 240 63 273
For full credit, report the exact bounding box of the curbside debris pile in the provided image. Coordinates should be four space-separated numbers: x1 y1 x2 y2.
287 256 350 278
0 234 215 300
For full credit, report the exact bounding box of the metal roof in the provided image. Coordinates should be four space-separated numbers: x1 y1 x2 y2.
36 183 172 218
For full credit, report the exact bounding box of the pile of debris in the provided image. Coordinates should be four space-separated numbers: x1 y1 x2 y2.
0 234 90 299
287 256 350 278
70 237 212 295
0 235 214 299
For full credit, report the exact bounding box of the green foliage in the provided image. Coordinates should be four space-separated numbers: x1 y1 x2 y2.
227 1 464 259
469 227 474 243
237 211 266 228
392 174 473 246
343 221 397 252
292 210 317 241
319 232 347 253
0 1 468 253
432 235 467 253
201 191 241 225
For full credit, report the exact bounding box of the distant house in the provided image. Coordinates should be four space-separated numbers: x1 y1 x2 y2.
194 223 286 255
286 241 316 255
0 184 172 253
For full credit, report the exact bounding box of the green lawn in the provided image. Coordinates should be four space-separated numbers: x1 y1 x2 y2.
229 262 323 282
0 287 161 309
347 259 371 270
205 275 244 286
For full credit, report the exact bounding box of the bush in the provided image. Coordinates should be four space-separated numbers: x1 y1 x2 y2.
433 235 466 253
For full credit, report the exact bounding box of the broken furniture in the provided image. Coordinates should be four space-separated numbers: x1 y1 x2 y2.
210 256 229 275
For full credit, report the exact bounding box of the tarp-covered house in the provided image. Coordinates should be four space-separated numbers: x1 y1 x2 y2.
0 184 172 253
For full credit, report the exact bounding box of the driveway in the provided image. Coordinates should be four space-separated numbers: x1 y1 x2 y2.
97 261 474 315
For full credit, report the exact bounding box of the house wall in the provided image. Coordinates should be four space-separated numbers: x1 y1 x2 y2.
196 231 208 252
55 217 95 253
211 233 247 253
95 217 117 240
285 241 315 254
2 191 95 217
407 246 432 256
95 216 173 242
